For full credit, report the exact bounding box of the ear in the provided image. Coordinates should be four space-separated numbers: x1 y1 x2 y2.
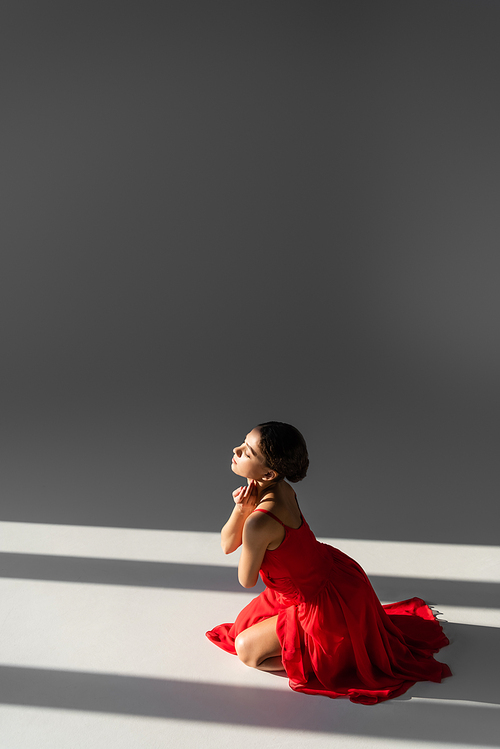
261 469 277 481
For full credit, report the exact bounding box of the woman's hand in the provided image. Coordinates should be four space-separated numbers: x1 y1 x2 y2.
232 479 258 512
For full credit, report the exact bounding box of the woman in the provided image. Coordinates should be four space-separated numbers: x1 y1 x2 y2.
206 421 451 704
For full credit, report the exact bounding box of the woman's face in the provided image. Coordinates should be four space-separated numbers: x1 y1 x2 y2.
231 427 269 480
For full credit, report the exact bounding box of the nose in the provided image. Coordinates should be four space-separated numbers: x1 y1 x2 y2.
233 444 242 457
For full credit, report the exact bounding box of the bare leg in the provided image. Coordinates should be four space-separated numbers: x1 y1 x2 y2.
234 615 285 672
256 655 285 672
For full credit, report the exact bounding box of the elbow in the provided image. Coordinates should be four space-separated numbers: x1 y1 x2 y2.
221 538 242 555
221 540 236 555
238 573 257 589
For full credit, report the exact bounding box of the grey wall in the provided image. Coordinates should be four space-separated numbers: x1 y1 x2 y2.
1 1 498 544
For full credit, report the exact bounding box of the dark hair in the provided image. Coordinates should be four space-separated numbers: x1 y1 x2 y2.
257 421 309 483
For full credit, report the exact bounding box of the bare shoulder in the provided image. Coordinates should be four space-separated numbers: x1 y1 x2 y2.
244 510 274 532
243 511 280 543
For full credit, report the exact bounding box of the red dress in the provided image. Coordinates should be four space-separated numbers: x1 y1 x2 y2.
206 508 451 705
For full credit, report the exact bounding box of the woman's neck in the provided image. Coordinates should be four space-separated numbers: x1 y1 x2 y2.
256 478 283 503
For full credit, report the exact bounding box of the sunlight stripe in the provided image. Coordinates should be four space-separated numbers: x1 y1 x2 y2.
1 522 499 581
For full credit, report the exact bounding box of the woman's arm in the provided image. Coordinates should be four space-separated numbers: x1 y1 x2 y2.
238 512 278 588
220 481 258 554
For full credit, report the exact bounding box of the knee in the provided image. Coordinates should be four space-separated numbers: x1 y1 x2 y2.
234 632 257 668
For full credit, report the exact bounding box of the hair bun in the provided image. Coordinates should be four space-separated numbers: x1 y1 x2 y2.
285 463 309 483
258 421 309 483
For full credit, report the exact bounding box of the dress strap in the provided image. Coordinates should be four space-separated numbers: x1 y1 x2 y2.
253 508 287 527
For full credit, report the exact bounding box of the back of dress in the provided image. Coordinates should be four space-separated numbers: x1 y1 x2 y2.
255 509 354 605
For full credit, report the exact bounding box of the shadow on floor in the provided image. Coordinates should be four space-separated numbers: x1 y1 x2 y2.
0 552 496 609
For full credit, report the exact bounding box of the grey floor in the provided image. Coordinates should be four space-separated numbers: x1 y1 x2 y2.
1 518 498 748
